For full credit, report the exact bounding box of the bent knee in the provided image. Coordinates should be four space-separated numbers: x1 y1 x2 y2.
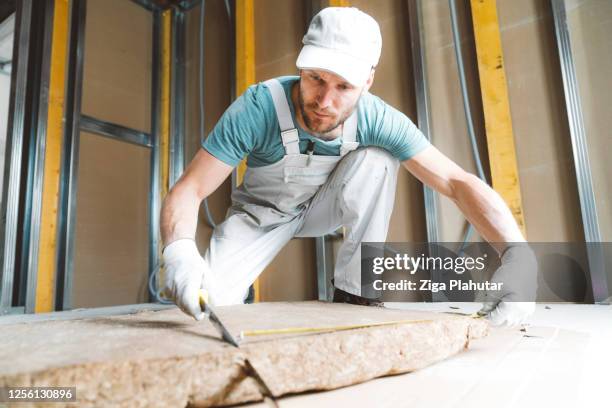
351 147 400 172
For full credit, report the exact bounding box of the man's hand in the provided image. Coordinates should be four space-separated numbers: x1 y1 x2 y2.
403 148 537 325
478 244 538 326
478 301 535 326
163 239 208 320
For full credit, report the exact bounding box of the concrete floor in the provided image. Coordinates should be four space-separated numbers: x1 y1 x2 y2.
245 303 612 408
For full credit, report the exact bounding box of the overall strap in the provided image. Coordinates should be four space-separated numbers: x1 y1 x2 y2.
263 79 300 155
340 111 359 156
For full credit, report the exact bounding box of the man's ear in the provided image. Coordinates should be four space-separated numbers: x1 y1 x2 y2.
362 68 376 93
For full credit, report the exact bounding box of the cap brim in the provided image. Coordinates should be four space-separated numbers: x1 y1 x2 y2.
296 44 372 86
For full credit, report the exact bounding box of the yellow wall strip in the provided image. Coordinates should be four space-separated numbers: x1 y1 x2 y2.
470 0 526 236
35 0 69 313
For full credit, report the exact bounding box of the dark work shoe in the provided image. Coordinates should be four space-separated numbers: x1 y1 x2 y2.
333 287 384 307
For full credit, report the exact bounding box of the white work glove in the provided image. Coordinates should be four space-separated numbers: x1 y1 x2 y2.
478 244 538 326
162 239 207 321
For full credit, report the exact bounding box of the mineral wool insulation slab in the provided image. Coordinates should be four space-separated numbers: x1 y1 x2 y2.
0 301 488 407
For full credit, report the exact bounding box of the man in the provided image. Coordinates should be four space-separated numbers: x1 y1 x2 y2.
160 7 537 326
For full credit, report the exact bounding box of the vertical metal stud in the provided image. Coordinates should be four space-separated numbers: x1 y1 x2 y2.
311 0 344 302
148 9 162 302
55 0 87 310
316 236 335 301
0 0 34 314
24 0 56 313
169 9 186 187
408 0 439 244
551 0 608 302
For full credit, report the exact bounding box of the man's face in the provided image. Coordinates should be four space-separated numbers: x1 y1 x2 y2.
297 69 371 138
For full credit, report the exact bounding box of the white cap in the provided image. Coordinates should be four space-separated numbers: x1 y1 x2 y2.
296 7 382 86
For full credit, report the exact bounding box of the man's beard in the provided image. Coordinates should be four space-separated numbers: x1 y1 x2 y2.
297 86 356 140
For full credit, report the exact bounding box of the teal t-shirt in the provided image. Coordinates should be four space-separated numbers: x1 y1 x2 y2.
202 76 430 168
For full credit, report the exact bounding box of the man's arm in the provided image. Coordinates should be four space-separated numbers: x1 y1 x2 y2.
161 148 234 247
402 145 524 252
404 145 537 326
